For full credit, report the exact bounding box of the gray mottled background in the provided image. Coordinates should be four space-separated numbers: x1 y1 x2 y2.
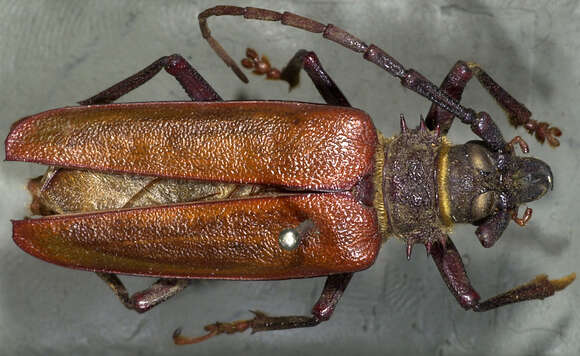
1 0 579 355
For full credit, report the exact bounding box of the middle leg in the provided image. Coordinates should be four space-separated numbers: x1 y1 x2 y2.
173 273 354 344
241 48 351 107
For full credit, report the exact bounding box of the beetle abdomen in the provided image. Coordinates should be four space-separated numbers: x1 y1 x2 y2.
6 101 377 191
13 193 381 279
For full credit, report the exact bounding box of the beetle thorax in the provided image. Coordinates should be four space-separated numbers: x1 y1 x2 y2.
381 127 451 245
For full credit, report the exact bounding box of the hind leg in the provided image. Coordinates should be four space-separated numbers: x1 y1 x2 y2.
85 54 223 311
79 54 221 105
96 273 191 313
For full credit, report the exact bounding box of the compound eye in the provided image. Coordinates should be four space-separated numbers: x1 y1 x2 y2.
472 191 498 222
467 143 494 173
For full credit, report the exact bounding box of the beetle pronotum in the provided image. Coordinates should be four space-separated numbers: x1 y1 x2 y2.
4 5 575 345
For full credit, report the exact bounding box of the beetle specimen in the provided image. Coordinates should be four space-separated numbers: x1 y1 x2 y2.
4 5 575 345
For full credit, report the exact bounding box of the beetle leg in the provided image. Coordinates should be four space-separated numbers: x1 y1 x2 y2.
473 273 576 312
282 50 351 107
424 61 561 146
78 54 221 105
95 272 190 313
429 236 481 309
173 273 353 344
241 48 283 80
242 48 351 107
430 236 575 311
466 62 561 147
424 61 474 134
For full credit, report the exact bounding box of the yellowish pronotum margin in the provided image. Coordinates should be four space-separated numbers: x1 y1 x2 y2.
437 138 453 230
373 133 390 240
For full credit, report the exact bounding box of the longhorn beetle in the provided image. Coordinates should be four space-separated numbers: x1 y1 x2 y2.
4 5 574 345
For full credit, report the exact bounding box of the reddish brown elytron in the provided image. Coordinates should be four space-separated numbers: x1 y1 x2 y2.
6 102 376 190
13 193 381 279
5 5 574 346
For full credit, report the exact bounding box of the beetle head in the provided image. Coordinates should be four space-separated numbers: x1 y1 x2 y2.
444 140 553 247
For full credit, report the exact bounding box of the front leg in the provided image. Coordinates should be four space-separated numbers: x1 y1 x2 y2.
173 273 353 344
425 61 561 146
429 236 575 311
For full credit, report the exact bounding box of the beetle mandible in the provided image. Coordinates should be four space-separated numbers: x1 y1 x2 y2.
4 5 575 345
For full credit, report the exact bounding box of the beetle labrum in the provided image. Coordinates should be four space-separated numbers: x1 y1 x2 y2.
4 5 575 345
